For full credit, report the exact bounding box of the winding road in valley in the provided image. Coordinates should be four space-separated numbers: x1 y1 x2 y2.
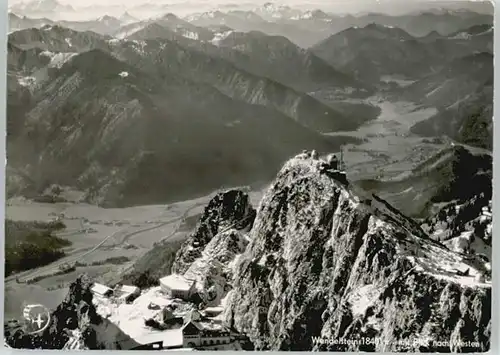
5 201 207 284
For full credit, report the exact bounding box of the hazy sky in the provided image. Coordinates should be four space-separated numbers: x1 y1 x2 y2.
8 0 494 16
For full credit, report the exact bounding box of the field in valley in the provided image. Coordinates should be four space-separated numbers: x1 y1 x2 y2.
4 189 264 319
328 97 448 181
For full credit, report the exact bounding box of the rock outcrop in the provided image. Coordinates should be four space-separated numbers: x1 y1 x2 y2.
224 154 491 352
172 189 256 274
184 229 249 306
422 193 492 277
4 275 138 350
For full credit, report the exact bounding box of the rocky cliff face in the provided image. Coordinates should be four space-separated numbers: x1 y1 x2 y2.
224 154 491 352
4 275 97 349
172 189 256 274
184 229 249 306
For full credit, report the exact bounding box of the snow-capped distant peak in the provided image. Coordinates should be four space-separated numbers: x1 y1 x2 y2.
255 2 299 19
119 11 137 24
290 10 331 21
96 15 121 27
291 11 312 20
184 10 224 22
202 11 218 19
261 2 290 12
302 11 313 19
15 0 74 13
211 30 233 46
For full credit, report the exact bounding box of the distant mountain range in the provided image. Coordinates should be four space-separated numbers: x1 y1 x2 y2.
311 23 493 84
185 5 492 47
10 0 74 15
197 30 366 93
115 18 368 94
9 1 493 47
6 3 494 206
9 13 125 36
7 25 363 206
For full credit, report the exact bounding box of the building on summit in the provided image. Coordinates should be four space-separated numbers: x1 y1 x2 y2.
91 283 113 298
159 274 196 300
181 318 232 348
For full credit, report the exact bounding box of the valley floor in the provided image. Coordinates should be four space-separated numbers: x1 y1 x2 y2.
3 190 264 319
327 98 447 180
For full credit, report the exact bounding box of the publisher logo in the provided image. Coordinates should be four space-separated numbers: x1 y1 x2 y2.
22 304 51 334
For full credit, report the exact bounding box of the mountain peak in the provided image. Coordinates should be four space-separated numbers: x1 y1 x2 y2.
225 152 491 351
344 22 413 40
97 15 117 21
161 12 180 21
255 2 300 19
119 11 137 24
364 22 396 31
172 188 256 274
309 9 330 18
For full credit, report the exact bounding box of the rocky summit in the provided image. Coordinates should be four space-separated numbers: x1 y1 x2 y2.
223 153 491 352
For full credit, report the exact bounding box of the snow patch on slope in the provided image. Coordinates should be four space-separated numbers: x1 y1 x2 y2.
17 76 37 88
40 51 77 68
93 287 184 346
348 284 378 316
211 30 233 45
178 29 199 40
115 23 147 39
107 38 122 45
131 40 147 56
183 229 249 306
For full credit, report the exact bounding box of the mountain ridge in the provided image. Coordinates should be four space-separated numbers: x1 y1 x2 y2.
8 48 352 207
